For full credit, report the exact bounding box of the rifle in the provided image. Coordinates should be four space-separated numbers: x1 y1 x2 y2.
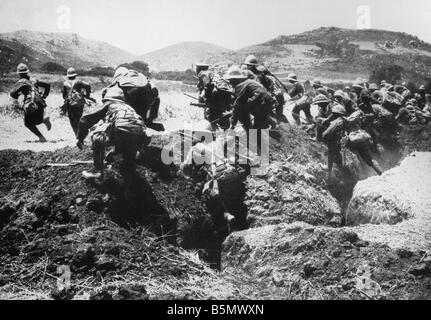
183 92 199 101
190 103 206 108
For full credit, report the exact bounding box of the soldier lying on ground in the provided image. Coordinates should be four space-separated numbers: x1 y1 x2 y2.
10 63 52 142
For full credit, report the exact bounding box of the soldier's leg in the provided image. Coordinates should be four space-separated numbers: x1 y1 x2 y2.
82 132 106 179
68 107 84 136
24 115 46 142
292 103 301 125
302 103 313 123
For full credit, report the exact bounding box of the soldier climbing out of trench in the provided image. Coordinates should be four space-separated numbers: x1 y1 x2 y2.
287 73 314 125
225 65 277 130
195 63 233 130
76 86 147 199
10 63 52 142
321 104 349 179
242 55 288 123
103 67 163 131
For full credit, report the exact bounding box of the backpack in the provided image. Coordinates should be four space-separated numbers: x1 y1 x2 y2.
19 79 46 116
118 70 149 88
67 80 86 107
348 129 371 144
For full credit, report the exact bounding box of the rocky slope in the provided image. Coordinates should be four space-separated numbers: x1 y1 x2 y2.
0 30 136 72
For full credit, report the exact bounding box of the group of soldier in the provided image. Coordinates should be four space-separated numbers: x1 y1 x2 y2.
194 55 431 178
9 57 431 185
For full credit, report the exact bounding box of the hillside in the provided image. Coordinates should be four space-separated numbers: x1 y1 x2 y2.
0 30 137 73
207 27 431 84
139 41 233 71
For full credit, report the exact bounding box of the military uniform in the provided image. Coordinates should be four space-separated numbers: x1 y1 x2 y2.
10 71 51 141
231 79 277 130
62 79 91 136
197 70 232 129
289 82 313 125
77 92 146 181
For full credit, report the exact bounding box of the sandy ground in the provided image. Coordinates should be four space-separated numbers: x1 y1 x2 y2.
0 83 206 152
0 85 318 153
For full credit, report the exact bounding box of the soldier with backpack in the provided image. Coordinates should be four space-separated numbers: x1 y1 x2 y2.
61 67 92 136
10 63 52 142
103 67 162 130
196 63 233 130
76 86 147 199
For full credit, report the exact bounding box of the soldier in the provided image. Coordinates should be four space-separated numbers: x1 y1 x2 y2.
103 67 155 126
417 85 426 109
313 94 333 141
10 63 52 142
321 105 348 178
196 62 233 130
243 55 259 80
61 67 92 136
288 73 313 125
351 80 365 104
396 98 429 125
243 56 287 123
76 86 146 199
225 65 277 130
333 90 356 116
345 111 383 175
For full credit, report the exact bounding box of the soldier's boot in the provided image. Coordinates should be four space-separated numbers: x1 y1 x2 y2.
43 117 52 131
27 125 46 142
83 149 104 180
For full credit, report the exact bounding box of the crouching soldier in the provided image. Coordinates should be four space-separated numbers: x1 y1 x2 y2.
76 86 146 196
10 63 52 142
61 67 92 136
225 65 277 130
196 63 233 130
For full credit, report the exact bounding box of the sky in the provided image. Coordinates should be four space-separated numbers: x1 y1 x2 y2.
0 0 430 55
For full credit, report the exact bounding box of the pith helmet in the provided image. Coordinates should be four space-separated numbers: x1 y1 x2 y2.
331 104 347 116
352 80 364 89
286 73 298 83
334 90 346 99
313 94 331 104
224 65 247 81
17 63 29 74
195 62 210 73
244 55 258 66
67 67 78 78
368 83 379 91
312 80 323 88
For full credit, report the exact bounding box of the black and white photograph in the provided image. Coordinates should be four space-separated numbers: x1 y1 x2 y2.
0 0 430 306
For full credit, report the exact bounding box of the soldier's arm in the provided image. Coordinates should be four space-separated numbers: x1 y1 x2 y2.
10 83 23 100
80 81 92 98
76 105 109 142
36 80 51 98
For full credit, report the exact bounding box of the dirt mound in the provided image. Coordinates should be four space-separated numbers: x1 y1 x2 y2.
0 148 241 300
345 152 431 251
221 222 431 300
